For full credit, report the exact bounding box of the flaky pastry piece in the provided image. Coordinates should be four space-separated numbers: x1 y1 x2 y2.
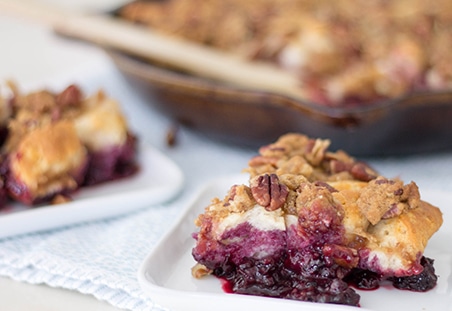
192 173 442 306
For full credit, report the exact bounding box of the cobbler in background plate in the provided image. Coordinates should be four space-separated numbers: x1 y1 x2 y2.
0 82 138 208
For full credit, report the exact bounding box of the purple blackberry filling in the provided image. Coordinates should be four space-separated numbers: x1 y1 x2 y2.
192 170 442 307
193 220 360 306
192 180 362 306
389 257 438 291
83 133 138 186
4 155 88 206
0 180 7 207
0 155 8 207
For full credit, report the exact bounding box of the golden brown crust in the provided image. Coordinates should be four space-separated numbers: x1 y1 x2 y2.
355 177 420 225
329 181 371 240
11 121 87 196
3 83 129 155
366 200 443 273
372 199 443 250
330 179 442 274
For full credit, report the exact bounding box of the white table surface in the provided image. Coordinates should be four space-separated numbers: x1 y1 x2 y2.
0 2 451 310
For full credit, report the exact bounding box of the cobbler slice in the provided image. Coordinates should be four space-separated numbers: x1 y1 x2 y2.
0 83 138 207
73 90 138 185
191 134 443 306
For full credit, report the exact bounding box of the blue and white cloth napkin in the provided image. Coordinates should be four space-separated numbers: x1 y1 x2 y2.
0 202 182 311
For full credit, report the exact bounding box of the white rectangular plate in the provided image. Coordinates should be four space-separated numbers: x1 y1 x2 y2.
0 142 184 238
138 174 451 311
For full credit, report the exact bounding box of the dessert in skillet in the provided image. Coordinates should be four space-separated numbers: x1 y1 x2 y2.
0 82 138 207
191 134 443 306
119 0 452 106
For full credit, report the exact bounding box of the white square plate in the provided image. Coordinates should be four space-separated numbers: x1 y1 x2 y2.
138 174 451 311
0 142 184 238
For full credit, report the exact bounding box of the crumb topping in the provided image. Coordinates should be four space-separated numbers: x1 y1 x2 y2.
246 133 378 182
356 176 420 225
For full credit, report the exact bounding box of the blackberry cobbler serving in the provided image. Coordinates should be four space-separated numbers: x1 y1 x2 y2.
191 134 443 306
0 82 138 208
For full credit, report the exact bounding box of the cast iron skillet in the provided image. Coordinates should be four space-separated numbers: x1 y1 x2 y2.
108 49 452 157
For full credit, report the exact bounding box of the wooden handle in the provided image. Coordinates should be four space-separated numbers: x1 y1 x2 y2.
0 0 306 100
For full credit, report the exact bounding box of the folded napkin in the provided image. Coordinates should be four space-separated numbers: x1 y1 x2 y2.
0 202 183 311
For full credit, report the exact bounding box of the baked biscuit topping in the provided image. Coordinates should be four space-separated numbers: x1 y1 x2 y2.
9 121 88 202
73 91 129 152
192 133 443 306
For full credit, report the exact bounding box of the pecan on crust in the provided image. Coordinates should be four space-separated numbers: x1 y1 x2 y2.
250 173 289 211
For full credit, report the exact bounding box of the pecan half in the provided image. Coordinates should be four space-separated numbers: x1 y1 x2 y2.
329 159 377 182
250 173 288 211
349 162 378 182
56 84 82 107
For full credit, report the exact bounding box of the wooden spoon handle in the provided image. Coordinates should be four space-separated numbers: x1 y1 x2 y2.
0 0 306 99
